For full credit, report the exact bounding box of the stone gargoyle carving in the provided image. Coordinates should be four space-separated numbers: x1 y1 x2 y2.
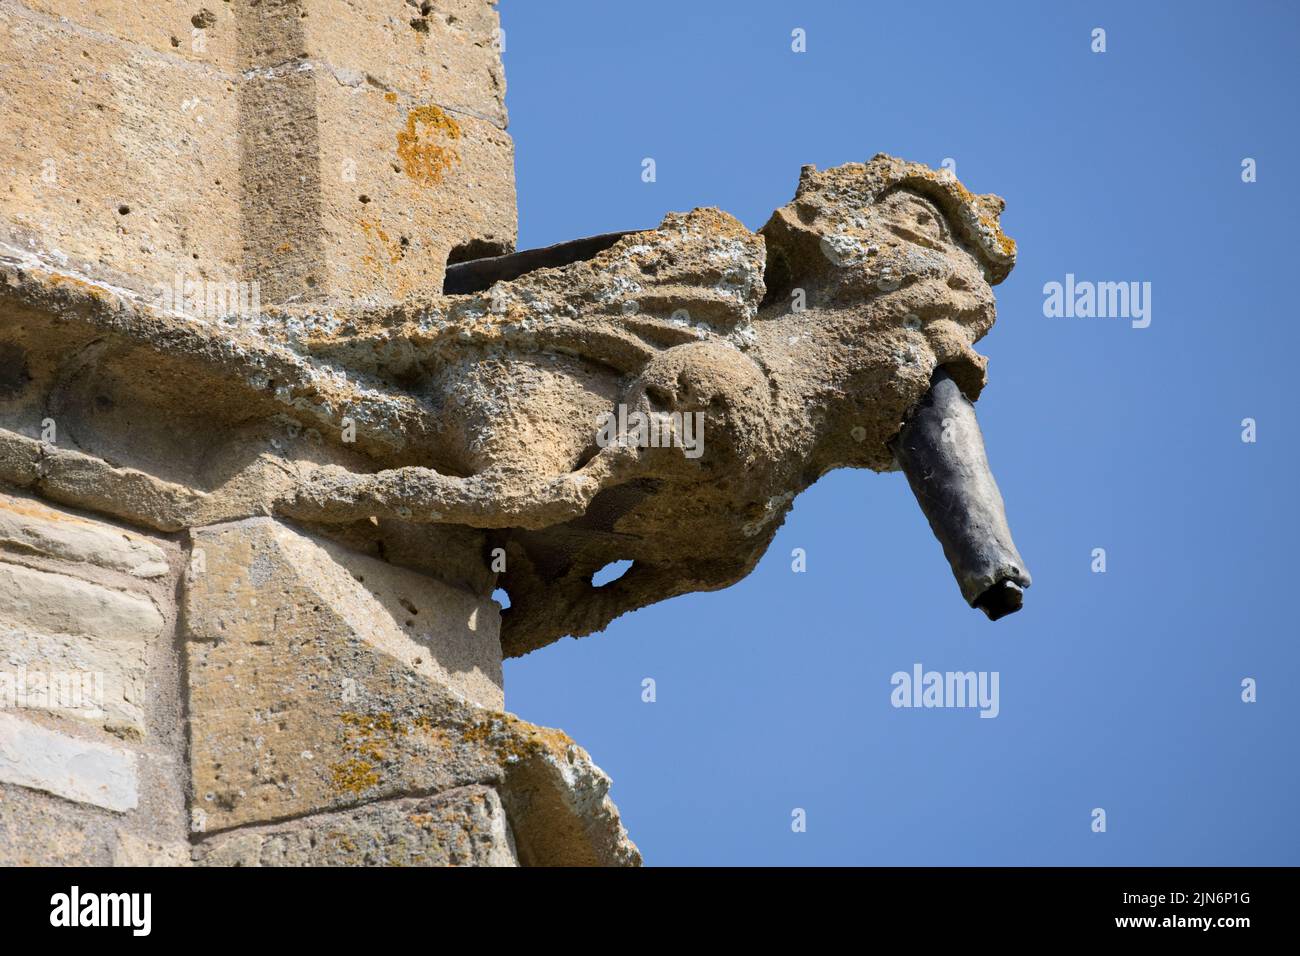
0 154 1030 658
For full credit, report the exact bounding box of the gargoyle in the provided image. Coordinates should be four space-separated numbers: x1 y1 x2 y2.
0 154 1031 658
287 153 1031 653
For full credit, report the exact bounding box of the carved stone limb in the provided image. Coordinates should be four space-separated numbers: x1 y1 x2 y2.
279 444 648 531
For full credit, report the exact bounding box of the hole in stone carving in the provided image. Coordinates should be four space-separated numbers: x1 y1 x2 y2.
591 560 633 588
760 246 793 309
0 344 31 398
445 237 513 266
492 588 511 609
117 204 130 215
442 232 632 295
358 194 370 204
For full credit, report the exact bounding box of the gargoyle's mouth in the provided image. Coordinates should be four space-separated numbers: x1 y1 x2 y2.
891 367 1031 620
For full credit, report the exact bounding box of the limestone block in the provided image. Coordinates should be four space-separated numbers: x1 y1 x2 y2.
183 516 640 865
0 561 162 641
0 560 163 733
0 2 242 296
0 490 169 577
240 0 507 124
0 712 138 810
17 0 240 69
194 784 518 866
184 516 504 830
257 72 516 306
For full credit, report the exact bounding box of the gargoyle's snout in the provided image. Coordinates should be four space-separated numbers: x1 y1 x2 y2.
892 368 1031 620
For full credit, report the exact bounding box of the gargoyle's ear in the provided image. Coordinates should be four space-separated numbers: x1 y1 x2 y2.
798 164 818 188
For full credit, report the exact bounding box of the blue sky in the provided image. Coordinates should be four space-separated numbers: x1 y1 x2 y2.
498 0 1300 865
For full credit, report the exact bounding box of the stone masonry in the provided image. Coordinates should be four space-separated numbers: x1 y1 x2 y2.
0 0 637 867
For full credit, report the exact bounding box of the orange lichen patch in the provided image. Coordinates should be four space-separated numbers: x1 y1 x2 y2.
46 273 108 301
986 221 1017 256
384 91 398 105
275 242 292 254
460 712 577 762
396 105 462 186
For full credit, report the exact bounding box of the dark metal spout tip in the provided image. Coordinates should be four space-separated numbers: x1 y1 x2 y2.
973 580 1024 621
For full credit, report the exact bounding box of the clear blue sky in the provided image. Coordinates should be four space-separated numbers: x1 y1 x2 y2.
498 0 1300 865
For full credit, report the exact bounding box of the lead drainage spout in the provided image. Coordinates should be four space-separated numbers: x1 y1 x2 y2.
891 367 1032 620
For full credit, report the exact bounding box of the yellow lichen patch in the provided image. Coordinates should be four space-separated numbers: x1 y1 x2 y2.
384 91 398 105
329 757 381 795
330 711 408 795
396 105 462 186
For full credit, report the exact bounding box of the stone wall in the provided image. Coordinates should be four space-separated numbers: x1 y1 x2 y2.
0 0 516 307
0 0 639 866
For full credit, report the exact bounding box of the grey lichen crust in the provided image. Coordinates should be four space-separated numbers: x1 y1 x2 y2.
0 154 1017 657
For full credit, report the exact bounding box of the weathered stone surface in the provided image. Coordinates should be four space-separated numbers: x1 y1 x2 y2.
183 515 639 864
194 784 518 867
112 829 193 867
0 1 242 298
0 712 138 811
0 1 513 310
0 781 104 864
240 0 508 125
314 81 517 304
17 0 241 69
0 558 162 734
188 517 502 712
0 560 162 642
0 781 190 865
0 490 169 577
0 624 147 734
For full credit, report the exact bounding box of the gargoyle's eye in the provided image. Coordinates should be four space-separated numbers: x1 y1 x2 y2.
914 208 939 235
884 194 949 248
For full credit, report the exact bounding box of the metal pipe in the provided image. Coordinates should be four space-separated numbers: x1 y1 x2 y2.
892 368 1032 620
